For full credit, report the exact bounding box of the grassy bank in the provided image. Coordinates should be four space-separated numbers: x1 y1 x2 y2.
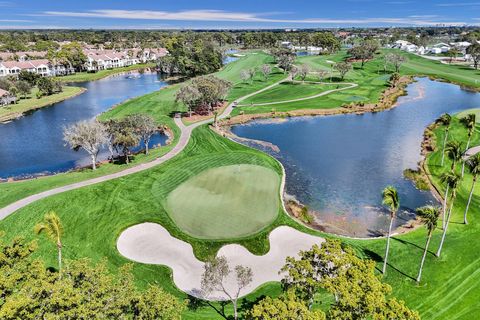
0 86 84 122
55 63 156 82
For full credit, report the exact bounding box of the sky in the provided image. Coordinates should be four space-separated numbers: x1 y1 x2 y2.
1 0 480 30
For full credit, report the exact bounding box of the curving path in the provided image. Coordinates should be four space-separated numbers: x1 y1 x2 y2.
0 75 355 219
117 223 324 300
237 80 357 107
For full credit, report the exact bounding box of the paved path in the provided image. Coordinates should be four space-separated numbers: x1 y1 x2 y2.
238 81 357 107
0 77 287 220
464 145 480 158
117 223 323 300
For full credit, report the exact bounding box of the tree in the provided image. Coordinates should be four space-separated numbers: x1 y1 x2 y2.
348 40 379 68
415 206 440 283
333 62 352 81
439 172 457 230
34 212 63 273
130 114 158 154
273 49 296 73
240 69 250 83
448 48 460 64
63 120 108 170
18 70 40 86
437 172 461 257
280 239 419 319
381 186 399 275
386 53 407 73
299 64 310 82
464 153 480 224
16 81 32 99
261 64 272 81
290 66 299 80
246 289 325 320
317 69 329 82
436 113 452 166
246 68 256 83
311 32 341 53
389 72 401 88
37 77 55 96
8 86 18 102
466 43 480 69
57 42 87 71
445 140 463 172
175 84 200 116
201 256 253 320
460 113 476 176
105 117 141 164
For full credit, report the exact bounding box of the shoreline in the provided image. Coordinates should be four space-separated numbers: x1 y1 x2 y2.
56 63 157 83
0 86 87 124
216 76 423 240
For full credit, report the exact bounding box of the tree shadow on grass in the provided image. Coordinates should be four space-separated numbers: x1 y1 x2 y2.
187 295 231 320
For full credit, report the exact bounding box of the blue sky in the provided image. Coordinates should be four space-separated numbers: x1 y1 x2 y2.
1 0 480 29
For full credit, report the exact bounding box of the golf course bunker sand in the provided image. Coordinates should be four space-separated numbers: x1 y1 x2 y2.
117 223 324 299
164 164 280 239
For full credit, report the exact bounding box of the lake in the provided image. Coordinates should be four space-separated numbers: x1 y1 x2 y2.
0 72 169 179
231 78 480 237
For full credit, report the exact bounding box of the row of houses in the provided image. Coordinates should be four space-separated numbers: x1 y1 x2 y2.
392 40 479 55
0 48 168 77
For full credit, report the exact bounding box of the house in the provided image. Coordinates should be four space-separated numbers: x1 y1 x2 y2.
432 43 451 53
280 41 293 49
0 59 52 77
0 88 16 106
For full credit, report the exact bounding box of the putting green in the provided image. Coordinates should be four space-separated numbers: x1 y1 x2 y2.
164 164 280 239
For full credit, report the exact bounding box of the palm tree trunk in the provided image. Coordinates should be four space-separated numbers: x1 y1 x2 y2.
461 136 471 177
464 176 476 224
382 214 395 274
437 195 455 257
57 241 62 275
442 185 449 230
144 138 149 154
417 232 432 283
441 129 449 166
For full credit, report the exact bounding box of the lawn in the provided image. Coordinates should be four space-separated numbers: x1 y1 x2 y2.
55 63 156 82
240 81 345 105
164 164 280 239
0 86 84 122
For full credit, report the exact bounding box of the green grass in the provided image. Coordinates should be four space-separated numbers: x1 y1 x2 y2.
55 63 156 82
456 108 480 122
241 82 344 105
0 86 84 122
164 164 280 239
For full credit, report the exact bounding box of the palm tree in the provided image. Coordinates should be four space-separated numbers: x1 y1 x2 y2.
415 206 440 283
437 113 451 167
460 114 476 176
382 186 400 274
464 153 480 224
35 211 64 274
439 172 457 230
445 140 463 173
436 173 460 257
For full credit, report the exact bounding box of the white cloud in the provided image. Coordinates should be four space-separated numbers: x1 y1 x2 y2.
38 9 467 26
436 2 480 6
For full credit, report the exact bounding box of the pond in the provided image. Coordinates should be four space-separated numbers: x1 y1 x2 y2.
231 78 480 237
0 72 169 179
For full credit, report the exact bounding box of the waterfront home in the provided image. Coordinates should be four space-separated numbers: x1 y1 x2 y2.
0 88 16 106
0 59 51 77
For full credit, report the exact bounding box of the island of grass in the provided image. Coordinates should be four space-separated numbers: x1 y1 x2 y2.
0 86 85 122
163 164 280 239
55 63 156 82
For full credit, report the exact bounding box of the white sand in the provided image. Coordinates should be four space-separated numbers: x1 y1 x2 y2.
117 223 323 300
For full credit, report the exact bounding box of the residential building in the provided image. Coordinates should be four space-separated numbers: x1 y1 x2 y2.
0 88 16 106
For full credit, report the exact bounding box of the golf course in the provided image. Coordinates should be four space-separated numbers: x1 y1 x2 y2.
1 48 480 319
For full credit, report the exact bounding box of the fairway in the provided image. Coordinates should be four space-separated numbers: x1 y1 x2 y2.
241 81 344 105
164 164 280 239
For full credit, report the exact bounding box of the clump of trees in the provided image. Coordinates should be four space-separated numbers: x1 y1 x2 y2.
385 52 408 73
0 230 185 319
0 71 61 101
64 114 160 169
466 43 480 69
157 38 223 77
175 76 232 115
249 239 419 319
